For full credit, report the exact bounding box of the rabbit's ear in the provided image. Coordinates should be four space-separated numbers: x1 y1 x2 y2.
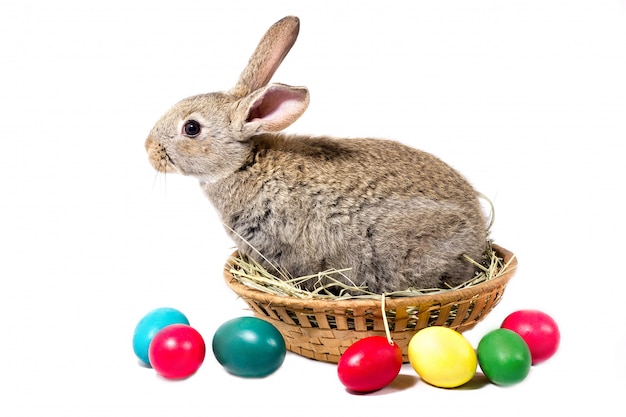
237 83 309 138
231 16 300 98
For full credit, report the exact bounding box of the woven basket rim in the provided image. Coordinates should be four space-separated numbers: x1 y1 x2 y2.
223 244 516 309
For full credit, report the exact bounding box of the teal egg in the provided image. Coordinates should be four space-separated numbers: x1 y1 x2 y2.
212 317 286 377
133 307 189 365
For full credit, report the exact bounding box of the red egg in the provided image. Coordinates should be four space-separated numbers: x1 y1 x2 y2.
501 310 560 365
148 324 206 379
337 336 403 393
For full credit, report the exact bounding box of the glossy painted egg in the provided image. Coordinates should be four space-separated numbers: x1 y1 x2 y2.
133 307 190 365
477 328 532 385
408 326 477 388
501 309 560 365
148 324 206 379
337 336 403 393
212 317 286 378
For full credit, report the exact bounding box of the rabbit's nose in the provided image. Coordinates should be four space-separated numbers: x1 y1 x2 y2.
145 135 154 151
145 135 175 173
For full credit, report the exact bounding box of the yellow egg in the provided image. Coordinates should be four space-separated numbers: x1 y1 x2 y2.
408 326 477 388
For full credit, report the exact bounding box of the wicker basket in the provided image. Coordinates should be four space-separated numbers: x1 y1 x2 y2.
223 244 516 363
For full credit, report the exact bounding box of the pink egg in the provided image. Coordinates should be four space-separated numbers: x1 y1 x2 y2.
337 336 402 393
501 310 560 365
148 324 206 379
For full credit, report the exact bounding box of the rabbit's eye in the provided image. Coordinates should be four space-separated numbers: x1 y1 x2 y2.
183 120 201 137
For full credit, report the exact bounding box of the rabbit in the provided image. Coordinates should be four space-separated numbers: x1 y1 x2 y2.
145 16 489 294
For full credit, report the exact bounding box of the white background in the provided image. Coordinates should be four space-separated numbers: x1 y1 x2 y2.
1 0 625 415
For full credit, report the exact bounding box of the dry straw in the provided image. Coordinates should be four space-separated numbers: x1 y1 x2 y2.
228 240 510 300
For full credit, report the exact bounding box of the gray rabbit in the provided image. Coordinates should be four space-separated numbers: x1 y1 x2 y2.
145 16 488 293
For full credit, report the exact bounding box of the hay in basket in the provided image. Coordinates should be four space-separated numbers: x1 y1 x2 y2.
223 242 517 363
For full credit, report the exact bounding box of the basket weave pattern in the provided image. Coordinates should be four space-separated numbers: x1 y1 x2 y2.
224 244 516 363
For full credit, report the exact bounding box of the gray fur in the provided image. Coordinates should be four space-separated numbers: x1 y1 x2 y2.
145 16 488 293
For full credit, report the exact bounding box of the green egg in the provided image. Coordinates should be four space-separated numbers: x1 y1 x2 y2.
477 328 532 386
